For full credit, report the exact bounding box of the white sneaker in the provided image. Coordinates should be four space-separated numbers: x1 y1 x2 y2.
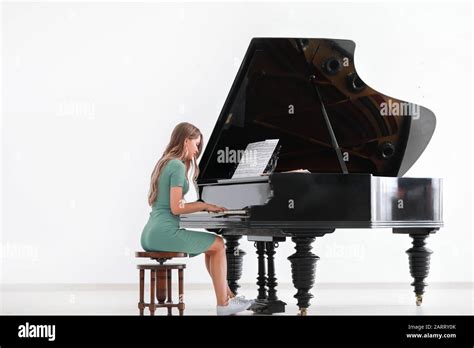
216 299 251 315
231 295 255 306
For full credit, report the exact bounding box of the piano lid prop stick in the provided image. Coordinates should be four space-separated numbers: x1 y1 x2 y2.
295 40 348 175
309 75 349 174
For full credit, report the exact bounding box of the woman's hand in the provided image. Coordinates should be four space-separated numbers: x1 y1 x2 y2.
203 203 227 213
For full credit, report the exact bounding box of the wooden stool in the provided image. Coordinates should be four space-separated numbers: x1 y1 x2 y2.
135 252 187 316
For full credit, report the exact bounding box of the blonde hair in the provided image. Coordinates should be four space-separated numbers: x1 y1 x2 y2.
148 122 203 206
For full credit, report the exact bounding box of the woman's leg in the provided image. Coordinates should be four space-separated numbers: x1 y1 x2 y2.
205 236 229 306
205 253 235 298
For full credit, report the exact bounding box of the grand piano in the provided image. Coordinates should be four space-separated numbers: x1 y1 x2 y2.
180 38 443 315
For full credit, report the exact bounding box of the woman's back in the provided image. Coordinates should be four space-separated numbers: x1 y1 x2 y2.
150 158 188 215
140 158 214 256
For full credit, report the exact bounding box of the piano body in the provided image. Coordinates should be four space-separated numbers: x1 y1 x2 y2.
180 38 443 315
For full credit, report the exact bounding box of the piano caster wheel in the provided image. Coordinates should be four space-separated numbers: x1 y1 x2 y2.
298 308 308 316
416 295 423 306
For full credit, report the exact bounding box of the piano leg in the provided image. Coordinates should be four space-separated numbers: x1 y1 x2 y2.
255 241 267 301
288 236 319 316
394 228 436 306
223 235 246 295
251 241 287 314
264 242 287 313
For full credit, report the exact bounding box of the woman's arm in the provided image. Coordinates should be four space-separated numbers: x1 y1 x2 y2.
169 186 225 215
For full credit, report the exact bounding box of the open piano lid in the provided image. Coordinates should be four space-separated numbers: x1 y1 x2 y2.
198 38 436 184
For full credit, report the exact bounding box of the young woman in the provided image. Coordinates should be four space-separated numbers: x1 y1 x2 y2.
141 122 252 315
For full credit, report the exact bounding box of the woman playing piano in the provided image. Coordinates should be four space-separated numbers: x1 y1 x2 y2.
140 122 252 315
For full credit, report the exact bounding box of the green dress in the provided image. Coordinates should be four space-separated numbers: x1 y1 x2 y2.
141 158 216 257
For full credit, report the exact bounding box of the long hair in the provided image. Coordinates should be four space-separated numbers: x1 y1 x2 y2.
148 122 203 206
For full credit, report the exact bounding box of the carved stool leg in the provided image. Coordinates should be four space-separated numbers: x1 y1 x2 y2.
138 269 145 316
178 269 185 316
149 270 156 316
166 269 172 316
156 269 167 305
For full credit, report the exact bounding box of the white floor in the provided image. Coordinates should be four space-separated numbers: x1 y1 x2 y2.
1 283 472 316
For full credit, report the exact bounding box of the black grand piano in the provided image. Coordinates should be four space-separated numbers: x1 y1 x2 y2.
180 38 443 315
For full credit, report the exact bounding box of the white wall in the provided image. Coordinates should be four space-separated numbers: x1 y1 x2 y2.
2 1 472 284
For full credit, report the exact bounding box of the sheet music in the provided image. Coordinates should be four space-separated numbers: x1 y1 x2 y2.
231 139 279 179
